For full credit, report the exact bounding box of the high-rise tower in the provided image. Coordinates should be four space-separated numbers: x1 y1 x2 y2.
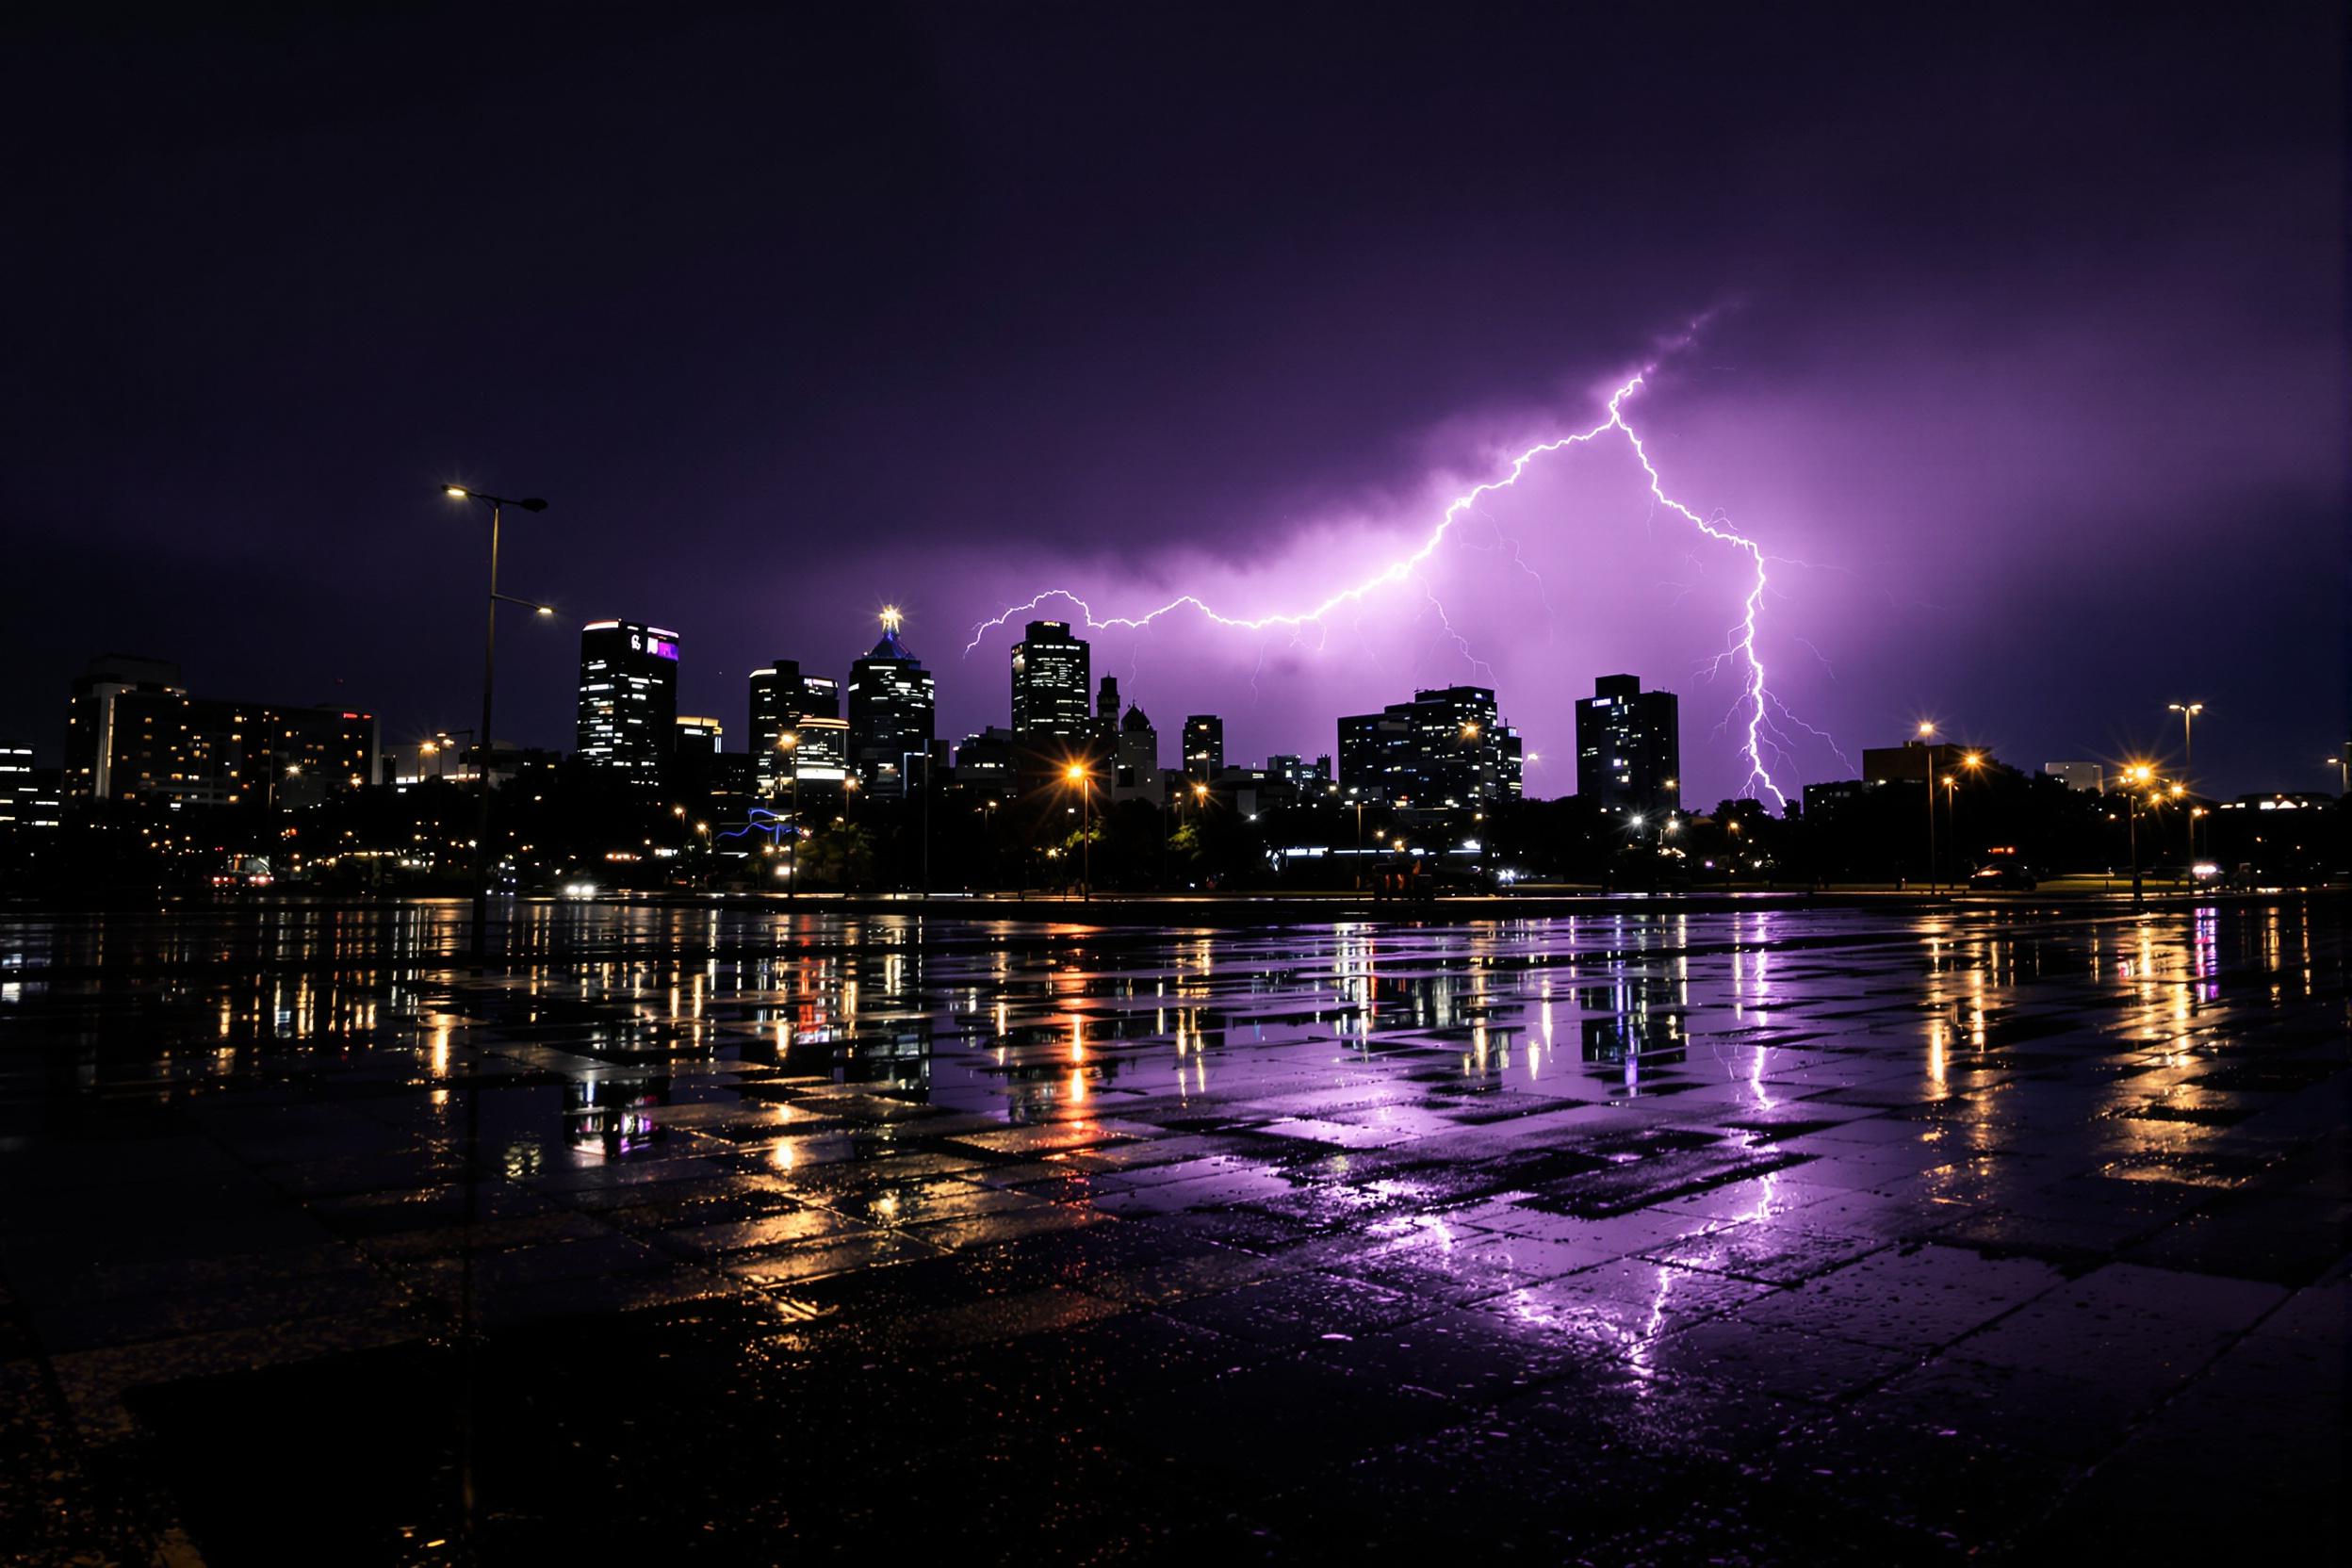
577 621 680 788
846 607 936 794
1574 674 1680 816
1010 620 1091 741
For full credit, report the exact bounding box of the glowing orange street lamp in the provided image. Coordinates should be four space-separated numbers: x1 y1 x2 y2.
2123 762 2154 906
1917 721 1939 893
1065 761 1093 901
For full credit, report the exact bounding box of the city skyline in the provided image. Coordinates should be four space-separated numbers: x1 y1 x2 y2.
2 6 2341 801
1 10 2344 1560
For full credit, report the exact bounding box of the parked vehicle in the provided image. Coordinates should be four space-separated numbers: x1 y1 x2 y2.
1969 858 2037 890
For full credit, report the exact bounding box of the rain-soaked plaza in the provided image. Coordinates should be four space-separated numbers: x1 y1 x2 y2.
1 896 2344 1563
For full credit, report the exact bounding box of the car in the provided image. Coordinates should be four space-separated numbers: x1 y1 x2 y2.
1969 860 2036 890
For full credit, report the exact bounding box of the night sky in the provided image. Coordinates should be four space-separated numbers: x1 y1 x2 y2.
7 2 2343 801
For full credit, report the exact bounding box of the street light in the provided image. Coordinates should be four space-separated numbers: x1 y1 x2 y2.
777 731 800 906
442 485 551 953
1065 761 1093 900
2328 757 2349 796
2169 702 2204 855
1916 721 1938 893
1348 787 1366 886
2123 763 2153 906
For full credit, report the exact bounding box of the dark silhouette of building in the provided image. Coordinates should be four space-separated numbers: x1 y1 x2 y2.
847 610 936 794
952 727 1021 797
1862 740 1983 785
1575 674 1679 817
577 621 680 788
1114 705 1161 802
1095 677 1121 743
1011 620 1090 741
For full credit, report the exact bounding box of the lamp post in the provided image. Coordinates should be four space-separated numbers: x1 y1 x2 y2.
2328 756 2349 796
1940 774 1960 886
2123 764 2152 907
776 731 800 907
1066 761 1093 900
442 486 552 954
1348 788 1366 886
2168 782 2188 873
1949 752 1984 885
2168 703 2203 856
1916 722 1938 893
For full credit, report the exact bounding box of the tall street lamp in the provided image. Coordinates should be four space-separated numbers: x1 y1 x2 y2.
442 486 552 953
1916 721 1938 893
2123 763 2153 907
1066 761 1093 900
2168 702 2204 856
2327 756 2349 796
776 730 800 906
1354 792 1368 883
1945 752 1984 883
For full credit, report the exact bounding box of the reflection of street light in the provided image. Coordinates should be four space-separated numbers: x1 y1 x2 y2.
443 484 551 952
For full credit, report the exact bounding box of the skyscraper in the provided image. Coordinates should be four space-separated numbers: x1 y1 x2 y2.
847 608 936 793
1575 674 1680 816
1183 714 1223 781
749 660 842 793
1010 620 1090 740
577 621 680 788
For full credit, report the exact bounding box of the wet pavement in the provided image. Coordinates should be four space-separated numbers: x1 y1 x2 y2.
1 897 2344 1563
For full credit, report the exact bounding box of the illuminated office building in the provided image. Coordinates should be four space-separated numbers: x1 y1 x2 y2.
1010 621 1090 740
1574 674 1679 816
1183 714 1224 782
748 661 841 793
778 716 850 792
65 654 185 798
847 609 936 793
1339 687 1518 807
577 621 680 787
62 654 378 807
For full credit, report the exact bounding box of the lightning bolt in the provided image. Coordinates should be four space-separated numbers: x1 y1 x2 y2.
966 370 1826 805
